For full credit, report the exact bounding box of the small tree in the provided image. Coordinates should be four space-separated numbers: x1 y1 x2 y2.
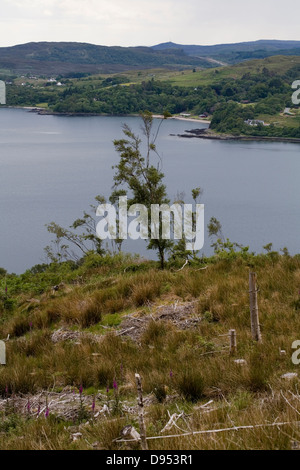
109 189 127 253
170 187 203 263
112 111 172 268
45 195 106 263
208 216 225 244
208 216 250 259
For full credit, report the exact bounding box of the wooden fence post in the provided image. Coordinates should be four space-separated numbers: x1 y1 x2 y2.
135 373 148 450
249 272 262 342
229 329 237 354
0 341 6 365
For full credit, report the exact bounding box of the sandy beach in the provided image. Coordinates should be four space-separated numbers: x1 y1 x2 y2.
152 114 211 124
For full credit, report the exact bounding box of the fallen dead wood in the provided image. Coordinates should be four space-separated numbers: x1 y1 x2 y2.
115 420 300 443
175 260 189 272
160 411 185 433
118 301 201 342
51 327 103 344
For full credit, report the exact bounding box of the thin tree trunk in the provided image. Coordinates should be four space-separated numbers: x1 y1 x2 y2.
249 272 262 342
135 374 148 450
158 245 165 269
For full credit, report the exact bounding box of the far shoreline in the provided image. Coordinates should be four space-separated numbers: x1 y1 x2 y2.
177 128 300 144
6 107 300 144
6 106 212 124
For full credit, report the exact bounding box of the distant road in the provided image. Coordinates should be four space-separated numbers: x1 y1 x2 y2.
195 56 228 67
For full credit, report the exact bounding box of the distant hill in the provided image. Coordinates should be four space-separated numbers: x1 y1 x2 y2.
2 39 300 78
0 42 213 77
152 40 300 64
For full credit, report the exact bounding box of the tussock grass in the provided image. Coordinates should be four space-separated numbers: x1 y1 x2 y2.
1 254 300 449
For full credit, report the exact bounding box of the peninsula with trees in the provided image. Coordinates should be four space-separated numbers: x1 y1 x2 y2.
0 41 300 141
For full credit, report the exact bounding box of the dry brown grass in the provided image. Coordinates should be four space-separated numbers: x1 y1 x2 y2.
1 255 300 449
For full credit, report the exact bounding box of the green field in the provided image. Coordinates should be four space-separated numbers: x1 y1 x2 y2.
82 55 300 89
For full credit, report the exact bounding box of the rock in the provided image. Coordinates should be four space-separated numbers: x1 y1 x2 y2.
291 440 300 450
120 425 140 441
26 298 40 304
234 359 247 365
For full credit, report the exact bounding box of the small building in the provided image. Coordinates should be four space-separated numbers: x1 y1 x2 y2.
244 119 265 127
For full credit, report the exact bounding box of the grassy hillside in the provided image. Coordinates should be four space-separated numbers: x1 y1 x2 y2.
58 55 300 88
1 250 300 450
164 55 300 86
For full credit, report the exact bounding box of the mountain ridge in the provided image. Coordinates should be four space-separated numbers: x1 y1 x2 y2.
0 41 211 76
152 39 300 63
1 39 300 77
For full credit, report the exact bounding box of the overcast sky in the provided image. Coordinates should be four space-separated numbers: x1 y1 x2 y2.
0 0 299 47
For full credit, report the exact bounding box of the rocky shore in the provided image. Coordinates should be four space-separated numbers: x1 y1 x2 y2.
176 128 300 144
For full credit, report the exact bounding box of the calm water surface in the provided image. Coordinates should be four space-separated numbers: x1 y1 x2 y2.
0 108 299 273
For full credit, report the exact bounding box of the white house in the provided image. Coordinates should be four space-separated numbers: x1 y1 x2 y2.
244 119 265 127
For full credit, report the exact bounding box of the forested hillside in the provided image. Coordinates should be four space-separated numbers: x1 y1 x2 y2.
0 42 213 76
4 55 300 138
